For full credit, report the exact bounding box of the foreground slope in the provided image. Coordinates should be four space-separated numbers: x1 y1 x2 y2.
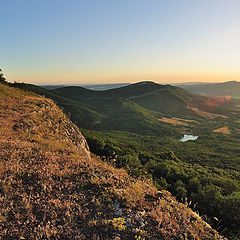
0 83 224 239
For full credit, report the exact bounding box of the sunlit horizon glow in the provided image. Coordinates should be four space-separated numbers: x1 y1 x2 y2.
1 0 240 84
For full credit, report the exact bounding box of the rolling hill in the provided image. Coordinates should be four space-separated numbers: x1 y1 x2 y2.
55 81 193 114
13 82 187 137
14 81 236 139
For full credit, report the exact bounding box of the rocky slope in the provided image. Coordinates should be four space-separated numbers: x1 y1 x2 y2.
0 82 225 239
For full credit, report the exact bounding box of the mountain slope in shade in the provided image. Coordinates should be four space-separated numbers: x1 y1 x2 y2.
0 82 225 239
55 81 193 114
179 81 240 97
14 81 235 139
13 82 183 137
55 80 232 122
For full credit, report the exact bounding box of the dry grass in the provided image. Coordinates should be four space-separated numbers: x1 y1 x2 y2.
158 117 189 126
158 117 199 126
213 126 231 134
188 107 228 119
0 83 225 240
172 117 198 123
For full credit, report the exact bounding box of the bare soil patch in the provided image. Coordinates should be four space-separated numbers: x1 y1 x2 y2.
159 117 190 126
189 107 227 119
213 126 230 134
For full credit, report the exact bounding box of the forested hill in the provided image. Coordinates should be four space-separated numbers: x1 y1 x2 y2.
54 81 193 113
13 81 220 137
0 81 225 239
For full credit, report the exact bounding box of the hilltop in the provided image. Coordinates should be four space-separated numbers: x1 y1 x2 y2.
0 82 225 239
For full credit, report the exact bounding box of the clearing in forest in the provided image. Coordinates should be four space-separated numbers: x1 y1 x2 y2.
212 126 230 134
188 107 227 119
158 117 197 126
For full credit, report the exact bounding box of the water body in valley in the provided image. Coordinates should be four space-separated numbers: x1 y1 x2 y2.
180 134 199 142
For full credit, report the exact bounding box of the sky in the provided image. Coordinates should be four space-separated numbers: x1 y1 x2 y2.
1 0 240 84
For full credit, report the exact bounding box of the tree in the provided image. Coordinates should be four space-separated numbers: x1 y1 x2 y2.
0 69 6 83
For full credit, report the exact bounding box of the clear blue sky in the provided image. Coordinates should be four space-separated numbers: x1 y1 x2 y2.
1 0 240 84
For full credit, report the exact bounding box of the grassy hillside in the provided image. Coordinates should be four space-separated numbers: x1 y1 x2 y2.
0 82 225 239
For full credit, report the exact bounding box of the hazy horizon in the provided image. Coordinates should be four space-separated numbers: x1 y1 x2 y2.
1 0 240 84
37 80 239 87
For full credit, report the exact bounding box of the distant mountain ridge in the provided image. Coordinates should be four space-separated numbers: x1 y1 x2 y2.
40 80 240 98
178 80 240 97
41 83 130 91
